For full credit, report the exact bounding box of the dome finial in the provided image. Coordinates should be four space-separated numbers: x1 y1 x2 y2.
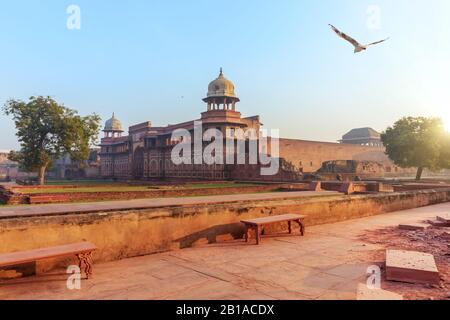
104 112 123 132
203 69 240 104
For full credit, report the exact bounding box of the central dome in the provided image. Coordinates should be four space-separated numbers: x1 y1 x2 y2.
206 68 239 99
104 113 123 132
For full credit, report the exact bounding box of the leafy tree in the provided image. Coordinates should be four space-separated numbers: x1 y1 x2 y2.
3 96 101 185
381 117 450 180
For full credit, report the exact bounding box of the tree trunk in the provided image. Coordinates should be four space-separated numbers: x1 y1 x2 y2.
415 166 424 181
38 165 47 185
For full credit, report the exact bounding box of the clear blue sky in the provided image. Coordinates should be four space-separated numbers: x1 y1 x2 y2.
1 0 450 149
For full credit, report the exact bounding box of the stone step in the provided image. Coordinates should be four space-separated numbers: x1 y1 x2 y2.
436 214 450 224
398 223 430 231
427 219 449 228
386 249 440 285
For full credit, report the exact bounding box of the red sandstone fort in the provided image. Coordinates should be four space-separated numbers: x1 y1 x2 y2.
97 70 411 181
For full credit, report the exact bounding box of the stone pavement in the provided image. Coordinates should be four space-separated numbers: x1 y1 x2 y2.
0 202 446 300
0 191 338 219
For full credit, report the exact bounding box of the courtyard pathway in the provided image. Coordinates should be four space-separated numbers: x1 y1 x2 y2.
0 191 338 219
1 202 447 300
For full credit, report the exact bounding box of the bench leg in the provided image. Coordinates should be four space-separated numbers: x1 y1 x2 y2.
295 220 305 236
256 225 262 245
244 225 250 242
77 252 94 279
85 252 93 278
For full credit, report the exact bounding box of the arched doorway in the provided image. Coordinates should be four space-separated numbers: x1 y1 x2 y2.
132 147 144 179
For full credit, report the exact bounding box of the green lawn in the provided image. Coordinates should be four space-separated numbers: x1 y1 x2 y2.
17 183 259 194
177 183 256 189
45 179 118 185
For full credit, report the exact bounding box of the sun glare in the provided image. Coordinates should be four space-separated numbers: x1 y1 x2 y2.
443 116 450 132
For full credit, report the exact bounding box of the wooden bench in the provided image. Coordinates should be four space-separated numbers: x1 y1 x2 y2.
241 214 306 245
0 242 97 279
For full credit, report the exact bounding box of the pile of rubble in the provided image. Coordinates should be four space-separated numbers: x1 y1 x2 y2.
361 214 450 300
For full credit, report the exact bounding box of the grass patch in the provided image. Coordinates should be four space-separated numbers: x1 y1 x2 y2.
45 179 118 185
177 183 256 189
17 183 260 194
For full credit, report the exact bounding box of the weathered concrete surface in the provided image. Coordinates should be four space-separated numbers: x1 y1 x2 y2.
386 250 440 285
1 189 450 270
0 203 445 300
356 284 403 300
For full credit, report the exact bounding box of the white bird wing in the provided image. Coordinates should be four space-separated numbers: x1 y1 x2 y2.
366 37 390 47
329 24 362 48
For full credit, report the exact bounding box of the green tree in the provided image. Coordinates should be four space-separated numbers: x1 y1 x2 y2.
381 116 450 180
3 96 101 185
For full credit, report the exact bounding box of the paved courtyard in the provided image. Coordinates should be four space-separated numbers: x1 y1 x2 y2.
0 202 448 300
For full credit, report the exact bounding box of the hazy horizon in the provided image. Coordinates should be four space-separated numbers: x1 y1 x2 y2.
1 0 450 149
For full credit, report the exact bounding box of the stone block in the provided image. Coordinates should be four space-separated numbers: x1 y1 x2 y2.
398 223 430 231
386 250 440 285
340 182 355 195
436 214 450 224
309 181 322 191
377 183 394 193
356 283 403 300
428 219 449 228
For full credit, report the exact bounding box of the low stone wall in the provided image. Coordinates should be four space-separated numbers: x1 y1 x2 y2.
1 188 450 276
0 184 290 205
0 186 27 205
28 184 284 203
393 184 450 192
310 181 394 194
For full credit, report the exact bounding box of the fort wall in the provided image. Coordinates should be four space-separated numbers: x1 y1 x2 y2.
278 138 413 175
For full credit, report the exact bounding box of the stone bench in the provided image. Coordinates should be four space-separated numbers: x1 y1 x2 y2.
0 242 97 279
241 214 306 245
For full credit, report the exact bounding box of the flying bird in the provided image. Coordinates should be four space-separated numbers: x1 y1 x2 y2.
329 24 389 53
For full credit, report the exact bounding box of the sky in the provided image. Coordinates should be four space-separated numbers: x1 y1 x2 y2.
1 0 450 150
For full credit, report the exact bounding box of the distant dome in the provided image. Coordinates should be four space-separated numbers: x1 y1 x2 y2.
104 113 123 132
206 68 239 99
342 127 380 140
